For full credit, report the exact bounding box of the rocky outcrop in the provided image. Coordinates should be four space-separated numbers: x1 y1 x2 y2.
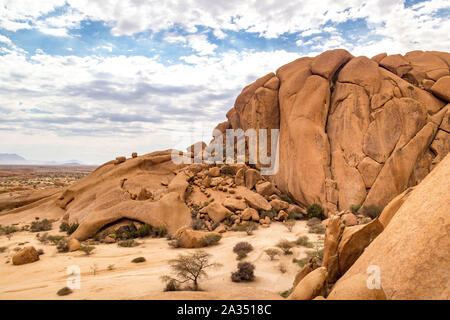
330 153 450 299
173 227 221 248
288 267 328 300
219 49 449 216
12 246 40 265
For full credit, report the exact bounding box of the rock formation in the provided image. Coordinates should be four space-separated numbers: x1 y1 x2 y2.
220 49 449 216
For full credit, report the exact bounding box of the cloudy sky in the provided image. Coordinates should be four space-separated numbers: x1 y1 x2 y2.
0 0 449 164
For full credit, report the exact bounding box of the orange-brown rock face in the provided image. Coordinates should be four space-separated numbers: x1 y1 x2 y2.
220 49 449 215
60 150 192 240
331 153 450 300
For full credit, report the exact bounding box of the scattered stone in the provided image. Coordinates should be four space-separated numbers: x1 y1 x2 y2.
241 208 258 221
115 156 126 165
68 238 81 252
12 247 39 265
269 199 289 211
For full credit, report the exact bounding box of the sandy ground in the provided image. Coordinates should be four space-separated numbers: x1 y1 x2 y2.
0 221 323 300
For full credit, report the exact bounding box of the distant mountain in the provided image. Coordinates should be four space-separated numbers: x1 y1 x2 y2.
0 153 86 166
0 153 28 164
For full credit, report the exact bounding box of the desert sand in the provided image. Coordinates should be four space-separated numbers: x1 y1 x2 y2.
0 220 322 300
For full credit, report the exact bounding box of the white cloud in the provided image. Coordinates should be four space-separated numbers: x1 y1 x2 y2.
0 47 300 163
0 34 11 45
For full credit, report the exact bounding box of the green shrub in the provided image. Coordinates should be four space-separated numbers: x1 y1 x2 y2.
350 204 361 214
308 224 326 234
67 223 79 235
190 218 205 230
0 225 18 235
30 219 52 232
233 242 253 260
296 236 313 248
276 239 294 255
260 208 276 220
280 288 292 299
57 287 73 296
306 204 324 220
164 279 179 292
280 194 293 204
306 217 321 226
152 226 167 238
79 245 95 255
293 247 324 268
246 221 258 235
190 204 201 218
231 262 255 282
118 239 139 247
264 248 282 261
283 219 296 232
200 234 221 247
131 257 146 263
363 205 382 219
59 222 69 232
168 238 182 248
56 239 69 253
211 222 220 230
135 223 151 237
288 212 303 220
407 85 414 90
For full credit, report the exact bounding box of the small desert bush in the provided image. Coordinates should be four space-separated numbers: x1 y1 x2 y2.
293 247 324 268
260 208 276 220
278 263 287 273
131 257 146 263
164 279 180 292
276 239 295 255
0 246 7 253
0 224 18 235
246 221 258 235
190 218 205 231
306 204 324 220
288 212 303 220
307 217 321 226
211 221 220 230
57 287 73 296
79 245 95 256
168 238 182 248
152 226 168 238
60 222 79 235
280 288 292 299
363 205 382 219
200 234 221 247
134 223 151 237
231 223 247 232
308 224 326 234
280 194 293 203
190 204 201 218
264 248 282 261
296 236 314 248
118 239 139 247
231 262 255 282
359 217 372 225
233 242 253 260
283 219 296 232
57 239 69 253
350 204 361 214
30 219 52 232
